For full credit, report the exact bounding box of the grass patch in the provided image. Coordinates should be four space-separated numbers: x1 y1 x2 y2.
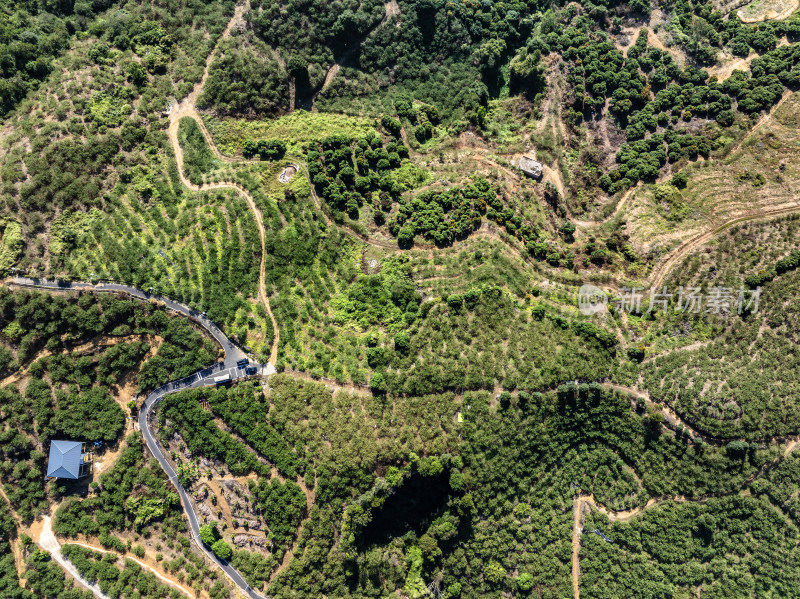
203 110 379 157
177 117 218 185
0 219 23 275
737 0 797 20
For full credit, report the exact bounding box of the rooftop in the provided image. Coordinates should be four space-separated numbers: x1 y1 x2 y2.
46 440 91 479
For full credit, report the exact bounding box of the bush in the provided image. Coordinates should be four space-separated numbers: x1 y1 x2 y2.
199 522 220 546
211 539 233 561
394 331 410 354
653 184 688 221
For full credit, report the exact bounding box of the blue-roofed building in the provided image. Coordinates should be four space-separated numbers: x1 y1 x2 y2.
46 440 92 479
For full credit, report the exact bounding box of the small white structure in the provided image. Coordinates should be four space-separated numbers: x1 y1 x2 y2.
278 163 299 184
214 373 231 386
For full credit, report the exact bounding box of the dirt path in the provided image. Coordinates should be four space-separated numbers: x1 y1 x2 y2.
169 2 248 121
728 90 792 156
602 382 709 439
530 57 569 200
166 2 279 366
601 382 800 446
307 1 398 109
649 198 800 290
572 183 640 228
283 367 372 396
542 163 566 199
313 64 340 110
571 497 582 599
570 492 687 596
0 349 51 389
646 28 684 65
63 541 194 598
639 91 796 289
38 517 110 599
704 41 792 83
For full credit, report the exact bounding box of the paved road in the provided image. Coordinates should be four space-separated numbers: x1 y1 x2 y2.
9 277 272 599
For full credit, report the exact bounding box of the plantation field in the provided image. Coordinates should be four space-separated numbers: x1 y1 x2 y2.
624 91 800 265
640 264 800 440
6 0 800 595
738 0 799 21
53 178 266 355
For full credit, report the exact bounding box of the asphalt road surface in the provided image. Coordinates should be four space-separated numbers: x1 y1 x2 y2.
10 276 272 599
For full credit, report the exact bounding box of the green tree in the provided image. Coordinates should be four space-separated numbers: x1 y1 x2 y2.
199 522 220 546
516 572 534 593
394 331 410 354
211 539 233 561
484 560 506 585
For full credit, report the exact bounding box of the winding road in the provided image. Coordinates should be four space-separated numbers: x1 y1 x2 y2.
9 276 273 599
166 0 280 366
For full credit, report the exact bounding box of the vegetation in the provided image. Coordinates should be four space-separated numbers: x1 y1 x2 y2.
198 34 289 117
204 381 302 478
62 544 185 599
157 389 272 478
5 0 800 595
642 258 800 440
581 496 800 597
57 187 263 346
229 549 278 592
54 434 180 536
178 117 218 185
0 0 115 117
0 219 22 274
22 553 95 599
0 494 27 598
253 378 789 598
250 477 306 549
0 288 216 526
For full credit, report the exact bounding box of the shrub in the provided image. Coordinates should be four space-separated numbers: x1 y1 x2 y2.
211 539 233 561
199 522 220 546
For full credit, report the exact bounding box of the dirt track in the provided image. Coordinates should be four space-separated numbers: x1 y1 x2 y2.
166 2 279 366
180 30 800 304
59 538 194 598
625 91 797 290
104 9 800 596
649 199 800 290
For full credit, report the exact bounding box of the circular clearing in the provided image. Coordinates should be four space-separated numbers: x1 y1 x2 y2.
279 164 299 183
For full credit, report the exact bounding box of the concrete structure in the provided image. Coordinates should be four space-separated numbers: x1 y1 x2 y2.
46 440 92 479
518 155 543 179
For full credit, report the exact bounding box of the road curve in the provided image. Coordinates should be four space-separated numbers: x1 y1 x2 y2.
7 276 272 599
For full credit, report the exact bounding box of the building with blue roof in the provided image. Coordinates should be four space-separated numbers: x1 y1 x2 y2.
46 440 92 479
